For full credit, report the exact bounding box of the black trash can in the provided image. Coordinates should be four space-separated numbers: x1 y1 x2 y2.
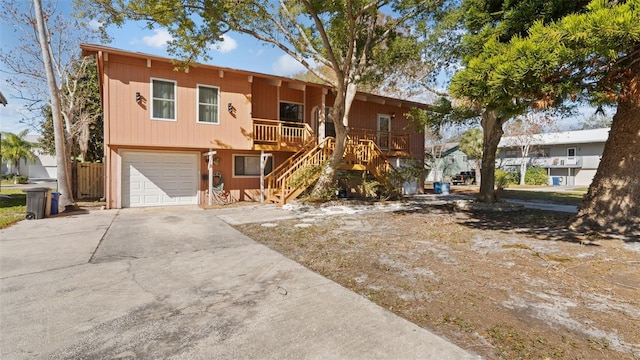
22 187 51 220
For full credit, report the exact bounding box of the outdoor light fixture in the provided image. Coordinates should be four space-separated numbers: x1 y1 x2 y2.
228 102 235 113
136 92 141 103
391 112 396 119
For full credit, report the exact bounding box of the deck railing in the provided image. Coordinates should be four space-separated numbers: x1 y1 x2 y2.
497 156 583 168
253 118 314 147
348 128 411 155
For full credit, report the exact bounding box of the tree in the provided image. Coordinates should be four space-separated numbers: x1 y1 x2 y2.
425 0 590 203
39 59 103 162
79 0 433 198
455 0 640 234
458 128 482 184
1 0 103 211
34 0 76 212
0 130 37 176
501 113 555 185
577 114 612 130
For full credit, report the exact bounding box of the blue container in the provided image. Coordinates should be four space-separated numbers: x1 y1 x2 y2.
552 177 561 186
441 182 451 195
50 192 60 215
433 182 442 194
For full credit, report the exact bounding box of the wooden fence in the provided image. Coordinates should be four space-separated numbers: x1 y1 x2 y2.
73 162 104 199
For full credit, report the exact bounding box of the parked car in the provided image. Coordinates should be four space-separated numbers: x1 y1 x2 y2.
451 171 476 185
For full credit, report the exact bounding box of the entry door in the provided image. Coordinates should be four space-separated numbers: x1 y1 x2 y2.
377 114 391 149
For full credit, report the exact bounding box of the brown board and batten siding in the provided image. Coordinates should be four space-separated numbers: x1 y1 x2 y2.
251 78 278 120
82 44 429 208
326 93 425 161
103 52 253 150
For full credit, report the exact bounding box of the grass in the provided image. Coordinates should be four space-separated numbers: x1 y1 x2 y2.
0 188 27 229
497 188 586 205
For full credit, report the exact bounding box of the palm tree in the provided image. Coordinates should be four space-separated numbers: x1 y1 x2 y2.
1 130 37 176
459 128 483 184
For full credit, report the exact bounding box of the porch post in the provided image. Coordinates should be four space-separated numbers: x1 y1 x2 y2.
260 151 273 202
205 150 217 206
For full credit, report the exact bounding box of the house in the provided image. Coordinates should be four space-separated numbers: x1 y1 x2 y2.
425 143 474 182
81 44 428 209
497 128 610 186
0 134 57 180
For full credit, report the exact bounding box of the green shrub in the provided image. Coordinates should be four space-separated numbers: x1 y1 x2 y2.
508 170 521 185
525 166 548 185
495 169 520 189
15 176 28 184
495 169 510 190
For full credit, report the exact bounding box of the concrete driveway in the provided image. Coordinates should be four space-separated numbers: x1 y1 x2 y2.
0 206 479 359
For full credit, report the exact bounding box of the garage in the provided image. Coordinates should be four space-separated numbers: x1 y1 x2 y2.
122 151 199 207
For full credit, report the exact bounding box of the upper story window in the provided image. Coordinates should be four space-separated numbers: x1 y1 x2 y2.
197 85 220 124
151 78 176 121
280 102 304 122
536 147 550 157
505 149 519 158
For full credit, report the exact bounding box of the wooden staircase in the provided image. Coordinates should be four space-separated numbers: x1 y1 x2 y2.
264 136 400 205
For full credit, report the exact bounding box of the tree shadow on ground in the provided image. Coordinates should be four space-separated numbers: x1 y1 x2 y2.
394 202 638 244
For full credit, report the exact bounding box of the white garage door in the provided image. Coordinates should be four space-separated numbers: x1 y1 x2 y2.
122 151 199 207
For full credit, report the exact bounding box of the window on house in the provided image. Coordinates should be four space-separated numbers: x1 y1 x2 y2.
151 78 176 120
234 155 273 177
280 102 304 122
197 85 219 124
505 149 518 157
536 148 550 157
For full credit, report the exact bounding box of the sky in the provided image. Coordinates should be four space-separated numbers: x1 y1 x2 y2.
0 0 310 135
0 1 608 137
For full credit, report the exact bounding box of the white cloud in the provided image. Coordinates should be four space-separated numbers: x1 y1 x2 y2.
142 29 173 48
88 20 102 31
272 54 308 77
210 34 238 54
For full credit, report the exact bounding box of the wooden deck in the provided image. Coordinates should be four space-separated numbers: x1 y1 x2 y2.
252 119 411 155
252 118 314 151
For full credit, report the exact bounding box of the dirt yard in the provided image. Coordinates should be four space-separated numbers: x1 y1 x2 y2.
234 199 640 359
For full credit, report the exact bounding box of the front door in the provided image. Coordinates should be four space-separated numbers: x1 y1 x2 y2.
377 114 391 150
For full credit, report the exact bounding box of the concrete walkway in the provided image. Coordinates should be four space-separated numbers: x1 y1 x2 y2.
0 206 480 359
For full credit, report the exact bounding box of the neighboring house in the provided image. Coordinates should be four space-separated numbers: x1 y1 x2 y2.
0 135 57 180
425 143 474 182
497 128 610 186
81 44 428 209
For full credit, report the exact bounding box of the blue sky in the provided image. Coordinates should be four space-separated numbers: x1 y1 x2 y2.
0 1 606 136
0 0 308 135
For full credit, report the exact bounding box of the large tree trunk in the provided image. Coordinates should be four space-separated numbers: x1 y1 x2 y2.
477 110 507 203
34 0 76 211
570 68 640 235
310 82 357 198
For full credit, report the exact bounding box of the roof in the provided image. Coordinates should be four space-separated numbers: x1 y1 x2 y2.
499 128 610 147
0 90 7 106
80 44 431 110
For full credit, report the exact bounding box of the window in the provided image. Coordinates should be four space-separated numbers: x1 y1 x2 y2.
234 155 273 177
151 78 176 120
280 102 304 122
197 85 219 124
505 149 518 158
567 147 576 158
536 147 550 157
